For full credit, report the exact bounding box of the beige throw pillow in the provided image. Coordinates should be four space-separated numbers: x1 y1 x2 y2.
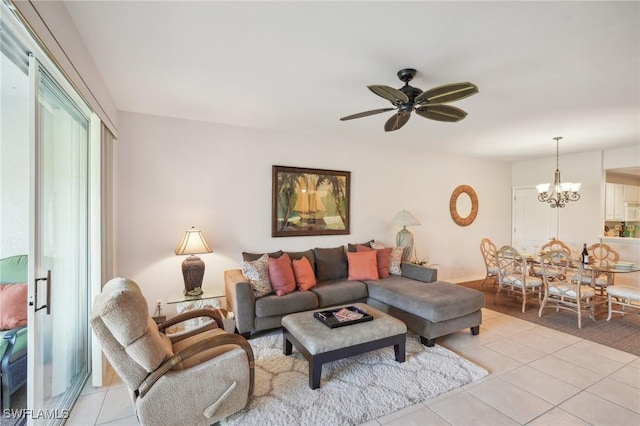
240 254 273 297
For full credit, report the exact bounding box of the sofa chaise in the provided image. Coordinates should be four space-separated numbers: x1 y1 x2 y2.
224 245 484 346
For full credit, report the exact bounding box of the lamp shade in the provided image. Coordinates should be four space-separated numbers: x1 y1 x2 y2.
390 210 421 228
175 227 213 255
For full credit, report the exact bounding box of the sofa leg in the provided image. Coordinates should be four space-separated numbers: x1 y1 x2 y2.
470 325 480 336
240 332 251 340
419 336 436 347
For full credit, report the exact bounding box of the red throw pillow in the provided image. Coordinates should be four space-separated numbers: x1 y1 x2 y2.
268 253 297 296
0 283 28 330
375 247 392 279
292 256 317 291
347 251 379 281
357 245 391 278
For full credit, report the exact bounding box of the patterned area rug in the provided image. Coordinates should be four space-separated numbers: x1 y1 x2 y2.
222 330 488 426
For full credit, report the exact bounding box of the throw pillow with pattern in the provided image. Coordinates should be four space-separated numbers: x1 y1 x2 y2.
240 253 273 297
372 243 404 276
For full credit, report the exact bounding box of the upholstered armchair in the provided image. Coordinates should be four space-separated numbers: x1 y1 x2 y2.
91 277 254 426
0 255 28 410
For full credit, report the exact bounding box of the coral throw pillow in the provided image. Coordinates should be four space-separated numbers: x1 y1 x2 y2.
357 244 391 279
375 247 393 279
268 253 297 296
292 256 317 291
0 283 28 330
347 251 379 281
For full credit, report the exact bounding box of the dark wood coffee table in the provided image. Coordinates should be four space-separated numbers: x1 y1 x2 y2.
281 303 406 389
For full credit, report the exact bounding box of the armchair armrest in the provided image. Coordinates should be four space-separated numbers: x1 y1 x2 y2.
401 262 437 283
158 309 224 343
3 325 27 343
224 269 256 334
138 333 255 398
2 325 27 362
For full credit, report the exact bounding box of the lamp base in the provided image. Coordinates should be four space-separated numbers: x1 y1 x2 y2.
182 255 205 296
396 228 414 262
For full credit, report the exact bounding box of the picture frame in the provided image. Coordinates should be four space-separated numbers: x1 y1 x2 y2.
272 165 350 237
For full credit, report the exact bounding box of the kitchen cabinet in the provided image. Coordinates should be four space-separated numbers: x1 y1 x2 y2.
606 183 640 221
623 185 639 203
605 183 625 221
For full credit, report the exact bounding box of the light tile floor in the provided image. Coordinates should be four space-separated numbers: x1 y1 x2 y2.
67 308 640 425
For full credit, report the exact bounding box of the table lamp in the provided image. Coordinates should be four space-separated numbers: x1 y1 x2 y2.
390 210 421 262
175 226 213 296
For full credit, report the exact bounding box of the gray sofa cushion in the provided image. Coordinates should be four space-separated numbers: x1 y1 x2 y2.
347 240 374 252
311 279 368 307
365 277 484 322
255 290 318 318
285 249 316 274
314 246 347 281
242 250 283 262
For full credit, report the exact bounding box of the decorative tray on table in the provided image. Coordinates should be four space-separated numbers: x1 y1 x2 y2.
314 306 373 328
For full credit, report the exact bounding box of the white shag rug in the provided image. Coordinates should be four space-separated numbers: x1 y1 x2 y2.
222 331 488 426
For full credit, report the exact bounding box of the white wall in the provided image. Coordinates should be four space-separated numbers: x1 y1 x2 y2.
13 0 118 135
116 111 512 313
512 150 604 248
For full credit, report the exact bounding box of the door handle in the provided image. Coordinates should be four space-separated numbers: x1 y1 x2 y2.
34 270 51 314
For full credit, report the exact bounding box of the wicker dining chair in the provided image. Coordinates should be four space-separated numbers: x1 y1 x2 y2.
584 243 619 295
532 239 572 278
495 245 543 313
538 250 596 329
480 238 499 289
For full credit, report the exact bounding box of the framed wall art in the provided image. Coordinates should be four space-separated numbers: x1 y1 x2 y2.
272 166 350 237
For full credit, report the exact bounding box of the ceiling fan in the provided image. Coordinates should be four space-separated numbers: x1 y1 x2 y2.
340 68 478 132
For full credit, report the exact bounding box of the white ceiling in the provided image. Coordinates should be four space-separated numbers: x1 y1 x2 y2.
63 1 640 162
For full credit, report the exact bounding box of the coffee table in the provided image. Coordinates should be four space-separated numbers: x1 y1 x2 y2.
281 303 407 389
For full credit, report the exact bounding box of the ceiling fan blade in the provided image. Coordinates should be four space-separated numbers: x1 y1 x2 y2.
368 85 409 105
340 108 396 121
414 82 478 104
415 104 468 122
384 112 411 132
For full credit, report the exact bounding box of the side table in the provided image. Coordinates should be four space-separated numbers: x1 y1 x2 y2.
166 288 235 333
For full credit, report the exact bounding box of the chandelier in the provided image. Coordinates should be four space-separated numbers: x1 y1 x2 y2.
536 137 581 208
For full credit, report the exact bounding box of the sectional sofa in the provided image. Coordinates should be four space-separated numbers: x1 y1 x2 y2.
224 245 484 346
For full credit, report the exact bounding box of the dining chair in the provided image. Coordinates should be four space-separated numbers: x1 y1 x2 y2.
584 243 619 295
538 250 596 329
479 238 499 289
495 245 543 313
532 239 572 278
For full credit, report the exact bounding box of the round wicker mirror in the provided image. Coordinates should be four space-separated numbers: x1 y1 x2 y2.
450 185 478 226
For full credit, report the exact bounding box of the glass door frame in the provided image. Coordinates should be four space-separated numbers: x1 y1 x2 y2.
9 25 102 426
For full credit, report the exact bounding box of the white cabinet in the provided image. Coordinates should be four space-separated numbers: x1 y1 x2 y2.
623 185 640 203
605 183 625 221
606 183 640 221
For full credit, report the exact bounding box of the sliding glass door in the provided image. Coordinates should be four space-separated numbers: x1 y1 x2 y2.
29 60 91 423
3 3 99 421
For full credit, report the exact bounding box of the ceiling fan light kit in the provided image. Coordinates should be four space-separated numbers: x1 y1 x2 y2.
340 68 479 131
